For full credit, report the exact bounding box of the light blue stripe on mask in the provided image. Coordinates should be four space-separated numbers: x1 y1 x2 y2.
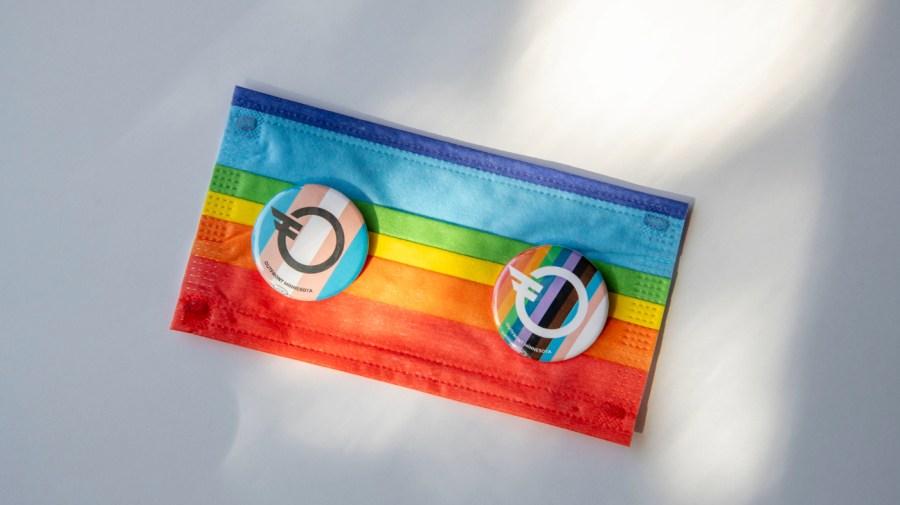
218 106 684 278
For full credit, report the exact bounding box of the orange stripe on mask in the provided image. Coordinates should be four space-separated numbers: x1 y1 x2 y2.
173 254 646 445
190 215 660 372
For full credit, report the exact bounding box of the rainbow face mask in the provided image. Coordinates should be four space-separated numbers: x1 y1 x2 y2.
171 86 691 446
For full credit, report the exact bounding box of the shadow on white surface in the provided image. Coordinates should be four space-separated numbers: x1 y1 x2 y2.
2 0 899 504
772 3 900 501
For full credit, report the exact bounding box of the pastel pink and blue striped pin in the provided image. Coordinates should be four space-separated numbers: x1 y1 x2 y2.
251 184 368 301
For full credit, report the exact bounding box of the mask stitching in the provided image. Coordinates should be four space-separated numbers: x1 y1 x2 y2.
207 163 681 290
225 109 683 248
206 320 636 432
184 255 649 400
231 99 687 219
221 300 639 406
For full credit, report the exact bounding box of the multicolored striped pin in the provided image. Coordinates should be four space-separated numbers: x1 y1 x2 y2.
493 245 609 362
251 184 368 301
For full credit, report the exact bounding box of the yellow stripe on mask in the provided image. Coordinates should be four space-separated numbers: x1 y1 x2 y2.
201 191 665 330
369 233 502 286
608 293 664 330
204 191 262 226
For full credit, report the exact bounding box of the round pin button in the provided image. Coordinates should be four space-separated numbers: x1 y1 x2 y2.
251 184 368 301
492 245 609 362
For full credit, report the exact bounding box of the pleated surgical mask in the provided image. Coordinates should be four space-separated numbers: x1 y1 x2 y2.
172 86 691 446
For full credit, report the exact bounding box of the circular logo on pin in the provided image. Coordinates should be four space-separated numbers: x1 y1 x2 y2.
492 245 609 362
251 184 368 301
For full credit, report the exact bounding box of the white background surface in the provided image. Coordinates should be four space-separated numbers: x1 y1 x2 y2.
2 1 899 503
